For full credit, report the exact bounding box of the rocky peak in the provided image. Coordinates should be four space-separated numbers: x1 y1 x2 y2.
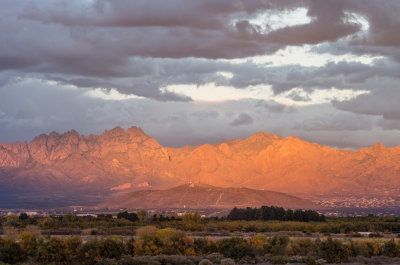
279 135 310 146
30 134 48 146
371 142 385 150
102 126 127 139
271 135 322 158
127 126 146 136
247 132 281 142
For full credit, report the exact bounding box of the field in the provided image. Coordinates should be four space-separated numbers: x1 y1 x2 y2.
1 210 400 265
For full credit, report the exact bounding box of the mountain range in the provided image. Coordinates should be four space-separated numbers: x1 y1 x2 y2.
1 126 399 208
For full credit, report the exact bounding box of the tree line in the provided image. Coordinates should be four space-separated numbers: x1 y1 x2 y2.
4 211 400 235
227 206 326 222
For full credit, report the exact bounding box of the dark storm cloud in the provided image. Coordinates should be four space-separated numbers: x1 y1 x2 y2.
0 0 400 149
266 0 361 45
230 113 254 127
1 0 399 98
333 87 400 120
21 0 307 29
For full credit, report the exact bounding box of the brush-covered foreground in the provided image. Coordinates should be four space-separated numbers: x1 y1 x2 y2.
2 213 400 264
1 226 400 265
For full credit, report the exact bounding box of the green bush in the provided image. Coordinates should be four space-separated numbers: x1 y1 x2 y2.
79 239 102 264
266 236 289 256
65 235 83 257
0 240 27 264
383 239 400 257
37 237 69 264
290 238 315 256
78 238 125 264
19 231 38 255
317 238 350 263
99 238 125 259
217 237 256 260
194 238 218 255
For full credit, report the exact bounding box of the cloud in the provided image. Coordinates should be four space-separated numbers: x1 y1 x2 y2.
0 79 398 149
0 0 399 149
266 0 362 45
255 100 296 113
230 113 254 126
0 0 398 99
293 113 373 131
333 86 400 120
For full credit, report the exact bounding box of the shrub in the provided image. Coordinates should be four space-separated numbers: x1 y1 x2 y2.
266 236 290 256
97 258 118 265
119 255 161 265
152 255 194 265
79 238 125 264
125 237 136 255
303 256 317 265
220 258 235 265
317 238 350 263
217 237 256 260
0 240 27 264
198 258 213 265
271 255 288 264
248 234 267 255
65 235 83 257
79 239 101 264
383 239 400 257
136 226 158 241
194 238 218 255
205 253 224 264
290 238 315 256
37 237 69 264
98 238 126 260
350 239 382 258
19 231 37 255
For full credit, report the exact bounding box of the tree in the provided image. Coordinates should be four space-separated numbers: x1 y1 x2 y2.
19 212 29 221
137 210 149 223
183 213 201 223
117 211 138 222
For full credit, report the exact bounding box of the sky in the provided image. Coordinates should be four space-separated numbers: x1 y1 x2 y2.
1 0 400 149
